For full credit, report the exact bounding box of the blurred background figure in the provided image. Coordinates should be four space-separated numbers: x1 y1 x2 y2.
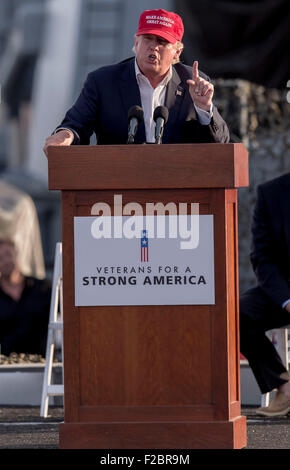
0 180 45 279
0 238 51 357
0 181 51 356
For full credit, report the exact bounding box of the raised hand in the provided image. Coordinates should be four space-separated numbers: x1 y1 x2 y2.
186 61 214 111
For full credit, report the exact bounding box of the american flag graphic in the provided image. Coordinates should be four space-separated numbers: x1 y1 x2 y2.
140 230 149 262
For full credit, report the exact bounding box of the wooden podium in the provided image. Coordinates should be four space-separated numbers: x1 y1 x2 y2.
48 143 248 449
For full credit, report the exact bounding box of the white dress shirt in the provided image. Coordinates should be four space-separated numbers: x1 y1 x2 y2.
134 59 213 143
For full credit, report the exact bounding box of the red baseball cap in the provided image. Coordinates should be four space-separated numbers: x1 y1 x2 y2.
136 9 184 44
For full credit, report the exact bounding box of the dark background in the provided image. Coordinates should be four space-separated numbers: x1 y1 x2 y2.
175 0 290 89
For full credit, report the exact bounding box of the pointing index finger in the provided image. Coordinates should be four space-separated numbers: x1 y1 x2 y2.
193 61 199 80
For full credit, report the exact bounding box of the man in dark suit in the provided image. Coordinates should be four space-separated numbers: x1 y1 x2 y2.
240 173 290 416
43 8 229 154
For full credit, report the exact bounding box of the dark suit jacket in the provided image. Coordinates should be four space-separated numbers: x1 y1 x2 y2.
250 173 290 306
56 57 230 145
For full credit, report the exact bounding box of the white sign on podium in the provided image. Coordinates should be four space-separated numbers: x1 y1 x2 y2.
74 215 215 306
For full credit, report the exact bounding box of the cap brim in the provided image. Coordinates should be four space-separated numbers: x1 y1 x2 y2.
136 29 177 44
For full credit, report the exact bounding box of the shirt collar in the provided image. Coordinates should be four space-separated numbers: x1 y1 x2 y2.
134 58 172 88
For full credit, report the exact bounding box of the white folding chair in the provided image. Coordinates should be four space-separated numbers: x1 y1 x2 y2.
40 242 64 417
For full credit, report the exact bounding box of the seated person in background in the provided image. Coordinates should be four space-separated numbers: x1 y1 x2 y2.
240 173 290 417
0 239 51 357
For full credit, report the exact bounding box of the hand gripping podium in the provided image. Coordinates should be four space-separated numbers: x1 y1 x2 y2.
48 143 248 449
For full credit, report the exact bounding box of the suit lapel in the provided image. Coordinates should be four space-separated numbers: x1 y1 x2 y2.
119 59 146 143
163 66 187 143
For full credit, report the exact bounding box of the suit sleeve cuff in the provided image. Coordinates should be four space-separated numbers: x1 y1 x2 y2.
194 103 213 125
53 127 80 144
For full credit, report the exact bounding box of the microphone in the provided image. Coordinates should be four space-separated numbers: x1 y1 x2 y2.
153 106 169 144
127 106 144 144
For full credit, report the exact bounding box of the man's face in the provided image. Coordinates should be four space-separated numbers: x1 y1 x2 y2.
134 34 181 82
0 242 17 277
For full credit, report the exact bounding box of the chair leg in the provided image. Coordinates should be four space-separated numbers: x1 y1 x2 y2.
260 328 289 407
261 393 270 407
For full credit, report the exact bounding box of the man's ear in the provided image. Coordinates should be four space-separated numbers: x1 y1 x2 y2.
173 47 182 62
134 35 139 51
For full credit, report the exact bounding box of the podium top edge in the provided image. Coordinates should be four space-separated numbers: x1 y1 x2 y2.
47 142 246 151
47 143 249 190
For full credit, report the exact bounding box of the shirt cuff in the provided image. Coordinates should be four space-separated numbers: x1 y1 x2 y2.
53 127 80 143
282 299 290 309
194 103 213 125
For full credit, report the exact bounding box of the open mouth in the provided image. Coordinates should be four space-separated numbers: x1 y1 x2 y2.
148 54 158 62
